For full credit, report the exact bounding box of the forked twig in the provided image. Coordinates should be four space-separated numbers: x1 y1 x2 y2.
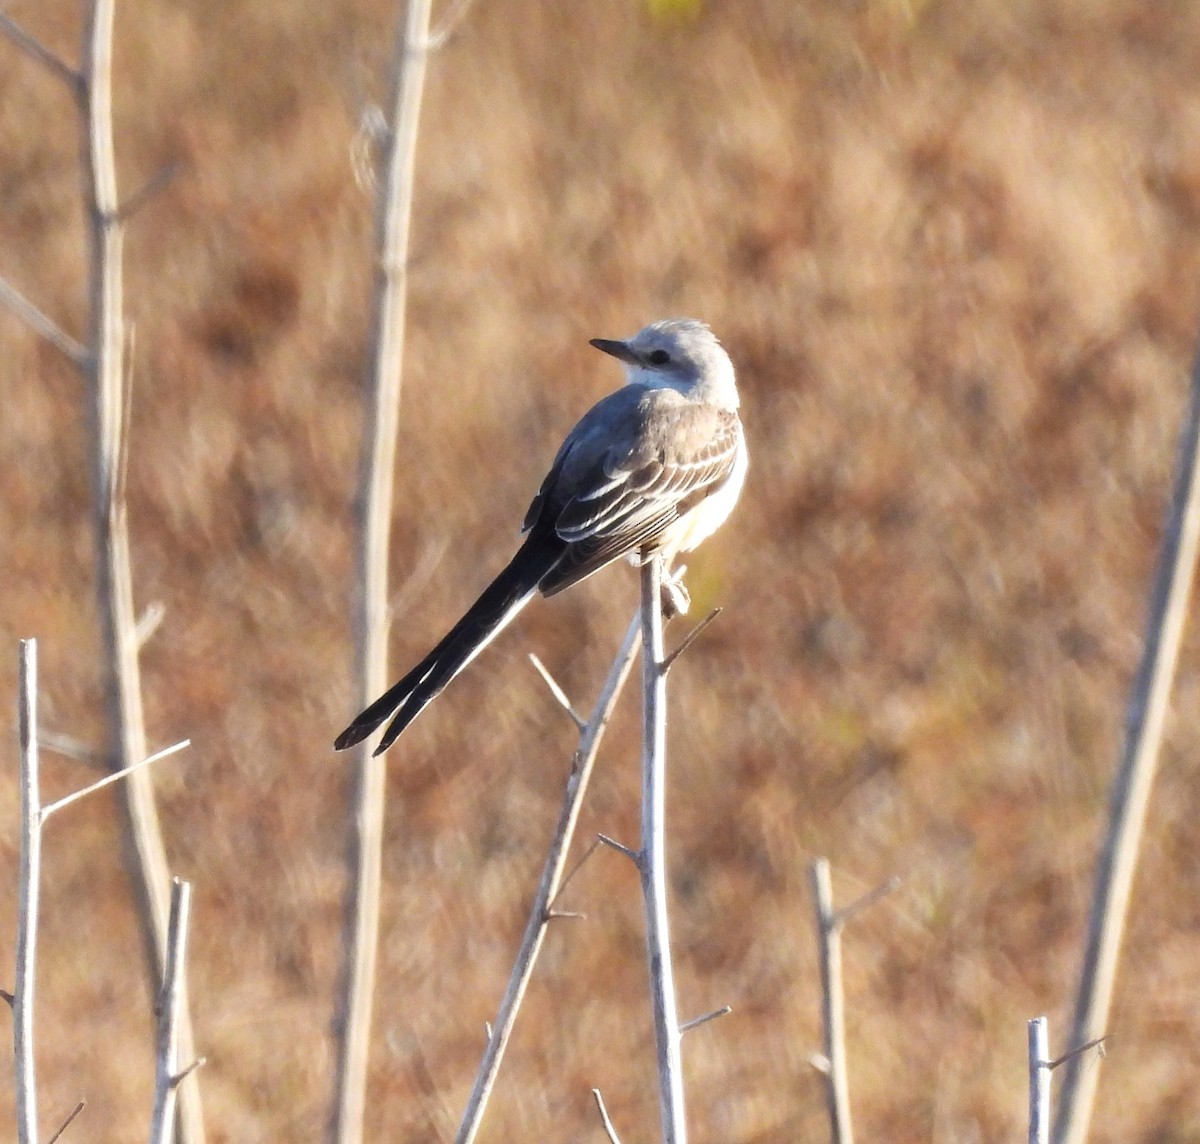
150 879 196 1144
455 615 641 1144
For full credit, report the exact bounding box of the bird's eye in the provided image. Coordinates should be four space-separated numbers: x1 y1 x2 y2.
647 349 671 366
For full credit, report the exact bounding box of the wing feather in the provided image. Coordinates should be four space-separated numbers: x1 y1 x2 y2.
528 385 742 595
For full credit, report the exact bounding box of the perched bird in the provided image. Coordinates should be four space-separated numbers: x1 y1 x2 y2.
335 318 748 755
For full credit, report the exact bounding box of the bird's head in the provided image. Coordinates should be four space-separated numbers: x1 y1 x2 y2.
590 318 738 410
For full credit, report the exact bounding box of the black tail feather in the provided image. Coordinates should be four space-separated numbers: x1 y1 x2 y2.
333 530 562 753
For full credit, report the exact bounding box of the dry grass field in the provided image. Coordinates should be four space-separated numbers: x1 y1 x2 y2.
4 0 1200 1140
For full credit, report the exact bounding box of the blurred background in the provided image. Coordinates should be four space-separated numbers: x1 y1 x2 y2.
4 0 1200 1140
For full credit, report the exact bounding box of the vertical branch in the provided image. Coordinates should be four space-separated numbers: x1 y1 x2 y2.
78 4 205 1141
455 616 641 1144
810 858 853 1144
14 640 42 1144
332 2 433 1142
149 879 193 1144
639 556 688 1144
1052 339 1200 1144
1028 1017 1050 1144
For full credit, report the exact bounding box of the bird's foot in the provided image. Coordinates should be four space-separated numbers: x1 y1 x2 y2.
660 564 690 619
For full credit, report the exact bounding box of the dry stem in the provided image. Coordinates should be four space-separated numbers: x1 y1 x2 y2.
454 615 641 1144
810 858 853 1144
332 1 434 1141
1052 335 1200 1144
15 640 42 1144
1028 1016 1050 1144
640 555 688 1144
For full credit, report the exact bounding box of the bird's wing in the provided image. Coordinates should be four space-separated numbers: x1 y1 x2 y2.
529 386 742 595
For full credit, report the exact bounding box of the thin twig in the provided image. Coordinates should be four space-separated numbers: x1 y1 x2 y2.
640 555 688 1144
660 608 722 675
40 739 191 821
833 874 901 928
332 1 434 1141
528 653 586 730
0 13 79 85
591 1089 624 1144
1028 1017 1050 1144
39 733 103 767
679 1005 732 1035
150 879 193 1144
810 858 853 1144
424 0 476 50
135 601 167 649
46 1100 85 1144
1053 331 1200 1144
455 615 641 1144
0 275 88 363
115 160 181 223
15 640 42 1144
596 833 640 866
1047 1037 1108 1071
548 837 602 911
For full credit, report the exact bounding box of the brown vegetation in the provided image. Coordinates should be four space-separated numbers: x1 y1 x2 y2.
4 0 1200 1140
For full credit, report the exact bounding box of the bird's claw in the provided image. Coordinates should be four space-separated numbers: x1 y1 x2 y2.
660 565 690 619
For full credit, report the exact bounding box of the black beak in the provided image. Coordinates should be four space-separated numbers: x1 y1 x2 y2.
589 337 640 365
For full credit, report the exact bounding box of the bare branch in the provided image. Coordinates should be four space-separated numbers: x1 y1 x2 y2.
1053 319 1200 1144
15 639 42 1144
591 1089 624 1144
46 1100 86 1144
811 857 854 1144
660 607 722 674
680 1005 732 1035
455 615 641 1144
1029 1017 1050 1144
543 909 586 922
74 1 206 1137
528 653 585 730
333 0 436 1137
40 739 191 822
149 879 194 1144
639 556 688 1143
0 13 78 85
0 275 88 364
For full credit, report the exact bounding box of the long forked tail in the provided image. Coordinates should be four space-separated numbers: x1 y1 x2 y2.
334 530 562 755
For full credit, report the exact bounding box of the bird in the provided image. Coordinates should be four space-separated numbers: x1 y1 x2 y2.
334 317 748 756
